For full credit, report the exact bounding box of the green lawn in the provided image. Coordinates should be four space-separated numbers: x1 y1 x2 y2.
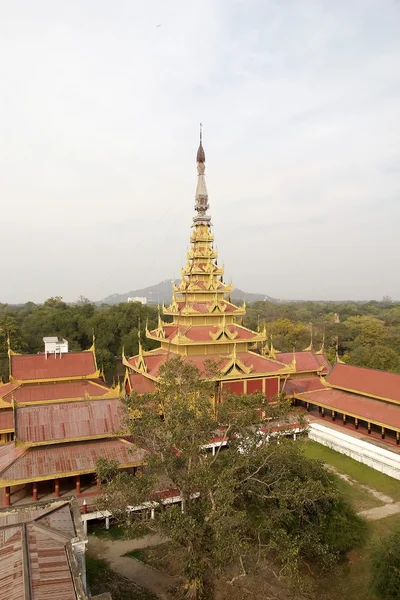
86 556 157 600
302 440 400 500
314 513 400 600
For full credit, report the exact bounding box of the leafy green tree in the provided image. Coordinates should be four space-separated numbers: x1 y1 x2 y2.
349 345 400 372
96 357 366 599
370 531 400 600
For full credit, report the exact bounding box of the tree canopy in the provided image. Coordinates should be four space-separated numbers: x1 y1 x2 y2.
96 357 367 599
1 297 399 383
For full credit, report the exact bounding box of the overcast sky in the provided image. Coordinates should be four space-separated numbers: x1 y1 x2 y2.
1 0 400 303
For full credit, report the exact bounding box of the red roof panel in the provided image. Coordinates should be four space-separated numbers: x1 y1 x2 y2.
0 439 146 483
11 351 97 381
0 501 82 600
2 379 109 404
128 373 156 394
155 324 257 342
282 377 325 395
298 388 400 430
16 398 123 443
0 383 20 399
176 301 238 314
276 351 323 373
0 410 13 432
0 526 24 600
28 523 77 600
0 444 26 474
327 363 400 403
128 349 287 378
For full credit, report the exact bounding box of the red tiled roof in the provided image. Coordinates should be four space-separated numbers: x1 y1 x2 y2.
2 379 110 404
275 351 328 373
0 410 13 432
128 373 156 394
15 398 124 444
11 351 97 381
297 387 400 430
154 324 257 342
175 301 239 314
128 349 287 378
0 382 20 399
0 438 146 484
282 377 325 395
326 363 400 403
127 349 169 378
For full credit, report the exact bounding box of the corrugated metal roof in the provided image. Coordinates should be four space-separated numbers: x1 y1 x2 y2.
11 351 97 381
0 410 13 432
0 439 146 483
0 526 24 600
16 398 123 443
0 500 85 600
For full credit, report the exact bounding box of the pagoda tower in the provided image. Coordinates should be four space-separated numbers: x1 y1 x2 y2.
124 131 292 398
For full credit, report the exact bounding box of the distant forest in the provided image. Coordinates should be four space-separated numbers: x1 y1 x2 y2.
1 297 400 382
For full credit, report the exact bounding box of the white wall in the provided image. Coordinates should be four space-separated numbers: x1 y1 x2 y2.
308 423 400 480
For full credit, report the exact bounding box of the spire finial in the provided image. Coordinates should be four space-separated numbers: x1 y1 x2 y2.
196 123 205 163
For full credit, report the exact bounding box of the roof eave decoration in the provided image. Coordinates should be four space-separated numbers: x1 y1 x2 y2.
221 344 253 376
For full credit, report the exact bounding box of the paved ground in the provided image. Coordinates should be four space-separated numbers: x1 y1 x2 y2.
88 533 177 600
359 501 400 521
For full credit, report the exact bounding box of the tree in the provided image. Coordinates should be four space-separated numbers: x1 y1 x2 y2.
370 531 400 600
349 345 400 373
96 357 366 599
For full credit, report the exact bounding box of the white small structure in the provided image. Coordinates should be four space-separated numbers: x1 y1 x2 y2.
43 336 68 358
128 296 147 304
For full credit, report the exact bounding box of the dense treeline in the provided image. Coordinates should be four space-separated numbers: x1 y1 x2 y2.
0 297 399 382
245 299 400 372
0 297 161 381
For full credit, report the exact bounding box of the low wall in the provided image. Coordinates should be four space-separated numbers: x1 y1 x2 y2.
308 423 400 480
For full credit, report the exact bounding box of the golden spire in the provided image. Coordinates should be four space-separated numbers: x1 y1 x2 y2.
193 124 211 226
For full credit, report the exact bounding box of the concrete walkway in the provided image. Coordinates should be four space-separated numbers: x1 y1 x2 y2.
359 501 400 521
88 533 178 600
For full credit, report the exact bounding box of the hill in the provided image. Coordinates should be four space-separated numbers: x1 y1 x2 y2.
97 280 277 305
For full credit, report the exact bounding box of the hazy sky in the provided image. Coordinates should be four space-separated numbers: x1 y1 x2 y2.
1 0 400 303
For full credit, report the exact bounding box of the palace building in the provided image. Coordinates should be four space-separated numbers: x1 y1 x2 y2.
1 133 400 511
123 132 329 403
124 132 400 450
0 339 145 507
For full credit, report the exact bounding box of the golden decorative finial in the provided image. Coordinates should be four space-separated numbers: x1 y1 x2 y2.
304 322 313 351
316 329 325 355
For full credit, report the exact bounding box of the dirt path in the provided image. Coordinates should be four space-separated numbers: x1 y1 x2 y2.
358 501 400 521
324 464 394 504
88 534 177 599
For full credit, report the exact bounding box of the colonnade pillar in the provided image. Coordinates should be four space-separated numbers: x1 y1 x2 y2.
5 486 11 507
32 482 38 502
55 479 60 498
